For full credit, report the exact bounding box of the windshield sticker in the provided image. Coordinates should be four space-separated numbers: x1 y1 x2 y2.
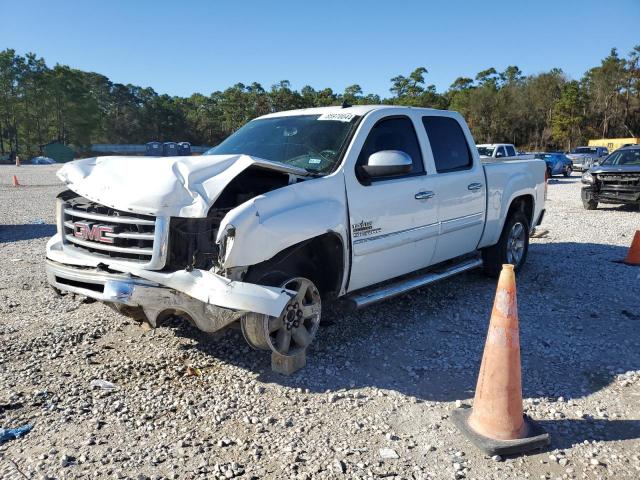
318 112 356 122
352 220 382 238
308 158 321 164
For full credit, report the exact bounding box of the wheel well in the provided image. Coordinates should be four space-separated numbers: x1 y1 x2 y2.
507 195 534 228
244 233 345 300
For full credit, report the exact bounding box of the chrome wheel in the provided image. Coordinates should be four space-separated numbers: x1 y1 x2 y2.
506 222 526 266
242 277 321 356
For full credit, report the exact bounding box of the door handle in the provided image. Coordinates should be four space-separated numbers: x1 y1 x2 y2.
415 191 435 200
467 182 483 191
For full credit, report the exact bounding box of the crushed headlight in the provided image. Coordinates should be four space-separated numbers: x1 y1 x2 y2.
218 224 236 265
581 172 594 184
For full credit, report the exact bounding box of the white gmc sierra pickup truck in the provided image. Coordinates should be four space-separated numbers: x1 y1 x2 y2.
46 106 546 359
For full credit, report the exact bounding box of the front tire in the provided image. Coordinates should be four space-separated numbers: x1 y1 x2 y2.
564 166 572 177
583 199 598 210
241 275 322 357
482 211 530 278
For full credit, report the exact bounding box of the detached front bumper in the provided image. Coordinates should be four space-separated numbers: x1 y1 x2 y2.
582 185 640 205
46 236 293 333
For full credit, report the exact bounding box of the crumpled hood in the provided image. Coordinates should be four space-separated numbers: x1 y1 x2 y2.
57 154 308 217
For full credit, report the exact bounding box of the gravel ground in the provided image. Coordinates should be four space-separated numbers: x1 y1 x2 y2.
1 165 639 480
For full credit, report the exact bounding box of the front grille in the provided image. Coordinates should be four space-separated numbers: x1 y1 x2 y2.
598 174 640 186
60 194 167 268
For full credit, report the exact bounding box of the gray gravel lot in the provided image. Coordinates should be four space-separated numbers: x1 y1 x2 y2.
1 165 639 480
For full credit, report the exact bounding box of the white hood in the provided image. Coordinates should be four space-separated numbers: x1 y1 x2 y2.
57 154 309 217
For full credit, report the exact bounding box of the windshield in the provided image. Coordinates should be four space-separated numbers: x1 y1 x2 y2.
204 114 360 174
601 149 640 166
477 146 495 157
572 147 597 154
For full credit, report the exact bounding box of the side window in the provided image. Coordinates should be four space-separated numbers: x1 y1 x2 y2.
496 146 506 158
357 116 424 178
505 145 516 157
421 116 473 172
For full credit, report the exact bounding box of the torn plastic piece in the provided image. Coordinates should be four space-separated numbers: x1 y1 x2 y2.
0 424 33 444
90 379 116 390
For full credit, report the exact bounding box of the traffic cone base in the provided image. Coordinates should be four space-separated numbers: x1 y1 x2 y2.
624 231 640 266
451 407 549 456
452 264 550 455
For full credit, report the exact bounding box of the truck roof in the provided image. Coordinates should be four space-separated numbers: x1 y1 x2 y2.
258 104 452 119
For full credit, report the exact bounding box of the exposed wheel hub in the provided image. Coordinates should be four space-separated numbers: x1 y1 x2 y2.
241 277 321 357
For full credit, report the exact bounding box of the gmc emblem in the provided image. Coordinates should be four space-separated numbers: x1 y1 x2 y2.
73 222 114 244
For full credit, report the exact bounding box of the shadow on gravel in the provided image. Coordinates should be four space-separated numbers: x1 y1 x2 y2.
158 241 638 406
538 419 640 450
0 223 56 243
548 177 581 184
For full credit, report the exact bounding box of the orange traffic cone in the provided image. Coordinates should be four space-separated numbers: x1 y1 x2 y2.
12 175 20 187
451 264 549 455
624 231 640 266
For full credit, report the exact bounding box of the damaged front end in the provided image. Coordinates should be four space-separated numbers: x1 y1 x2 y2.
46 156 306 332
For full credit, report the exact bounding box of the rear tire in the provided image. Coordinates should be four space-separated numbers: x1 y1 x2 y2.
482 211 530 278
564 166 572 177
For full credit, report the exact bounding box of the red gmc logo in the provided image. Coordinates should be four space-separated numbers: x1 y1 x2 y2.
73 222 114 244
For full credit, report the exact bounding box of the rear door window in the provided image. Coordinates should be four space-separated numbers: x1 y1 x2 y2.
505 145 516 157
421 116 473 172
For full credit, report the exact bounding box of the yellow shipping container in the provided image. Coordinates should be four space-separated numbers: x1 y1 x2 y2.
588 138 640 152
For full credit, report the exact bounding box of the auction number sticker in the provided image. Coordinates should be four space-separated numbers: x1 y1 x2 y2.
317 112 356 122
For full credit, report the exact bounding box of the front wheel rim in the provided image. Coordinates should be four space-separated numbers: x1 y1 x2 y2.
506 222 526 266
241 277 322 356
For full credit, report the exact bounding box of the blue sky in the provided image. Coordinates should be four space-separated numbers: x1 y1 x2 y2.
1 0 638 97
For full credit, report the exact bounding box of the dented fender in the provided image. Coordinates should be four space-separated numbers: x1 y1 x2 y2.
216 173 349 269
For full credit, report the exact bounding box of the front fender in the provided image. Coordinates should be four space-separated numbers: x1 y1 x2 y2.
217 175 349 269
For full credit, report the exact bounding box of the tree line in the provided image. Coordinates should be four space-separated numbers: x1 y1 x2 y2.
0 46 638 158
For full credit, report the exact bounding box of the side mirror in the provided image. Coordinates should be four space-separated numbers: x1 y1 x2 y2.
361 150 412 178
495 151 505 158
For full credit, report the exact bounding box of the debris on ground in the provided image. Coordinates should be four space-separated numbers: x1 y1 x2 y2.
0 425 33 444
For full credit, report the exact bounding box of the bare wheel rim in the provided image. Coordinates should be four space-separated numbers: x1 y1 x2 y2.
506 221 526 266
241 277 321 356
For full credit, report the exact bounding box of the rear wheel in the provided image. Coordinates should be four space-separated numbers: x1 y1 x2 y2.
241 276 321 356
482 211 530 277
564 166 572 177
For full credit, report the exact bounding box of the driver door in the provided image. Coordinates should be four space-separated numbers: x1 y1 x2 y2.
344 113 439 291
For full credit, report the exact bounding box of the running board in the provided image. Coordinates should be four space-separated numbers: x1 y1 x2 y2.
346 257 483 309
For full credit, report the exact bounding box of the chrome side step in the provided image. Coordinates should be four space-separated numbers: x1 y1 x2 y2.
347 257 483 309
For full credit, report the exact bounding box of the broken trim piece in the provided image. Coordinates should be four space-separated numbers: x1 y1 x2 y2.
46 235 294 321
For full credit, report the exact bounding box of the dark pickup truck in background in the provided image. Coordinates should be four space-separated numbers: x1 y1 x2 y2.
581 145 640 210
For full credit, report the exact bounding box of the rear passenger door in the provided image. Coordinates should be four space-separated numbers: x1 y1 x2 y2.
421 115 486 264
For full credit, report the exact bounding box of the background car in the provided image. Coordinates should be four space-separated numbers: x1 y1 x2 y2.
566 146 608 171
535 153 573 177
30 156 56 165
